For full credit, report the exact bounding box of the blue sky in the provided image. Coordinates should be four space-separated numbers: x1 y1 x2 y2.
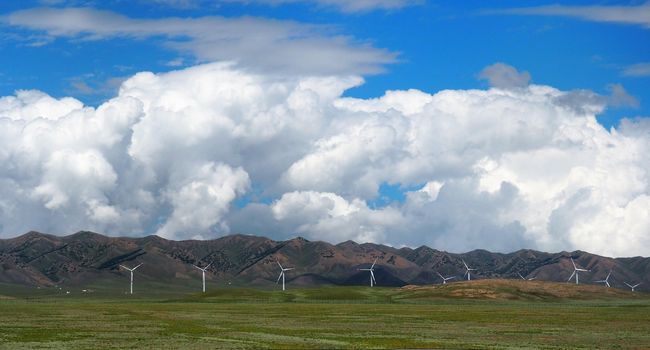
1 1 647 127
1 1 649 255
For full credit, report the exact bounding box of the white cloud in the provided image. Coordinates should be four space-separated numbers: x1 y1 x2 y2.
0 90 83 121
156 162 250 239
478 62 531 89
223 0 420 13
607 83 639 108
2 7 395 75
623 62 650 77
498 2 650 28
0 62 649 256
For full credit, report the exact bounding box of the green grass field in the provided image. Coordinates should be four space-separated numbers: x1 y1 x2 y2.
1 284 649 349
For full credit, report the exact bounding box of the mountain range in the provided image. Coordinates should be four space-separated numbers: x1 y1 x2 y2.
1 231 648 292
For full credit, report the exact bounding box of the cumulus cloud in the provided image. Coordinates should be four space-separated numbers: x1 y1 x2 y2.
607 83 639 108
1 7 395 75
155 162 250 239
1 62 649 256
478 62 531 89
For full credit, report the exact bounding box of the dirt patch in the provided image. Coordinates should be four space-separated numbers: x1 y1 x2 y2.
399 279 646 301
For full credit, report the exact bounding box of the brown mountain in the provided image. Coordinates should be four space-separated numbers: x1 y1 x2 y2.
0 231 648 292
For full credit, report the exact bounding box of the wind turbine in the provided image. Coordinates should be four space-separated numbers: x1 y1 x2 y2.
193 262 212 293
359 258 378 287
567 258 589 284
595 270 612 288
624 282 642 292
276 261 294 291
462 260 476 281
119 263 142 295
436 272 455 284
518 273 536 281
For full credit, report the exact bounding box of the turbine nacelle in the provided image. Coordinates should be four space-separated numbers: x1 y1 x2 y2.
119 263 143 295
359 258 378 287
193 262 213 293
595 270 612 288
624 282 642 292
567 258 590 285
436 272 455 284
276 261 294 291
462 259 476 281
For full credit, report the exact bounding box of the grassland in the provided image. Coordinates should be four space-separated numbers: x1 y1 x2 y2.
1 281 649 349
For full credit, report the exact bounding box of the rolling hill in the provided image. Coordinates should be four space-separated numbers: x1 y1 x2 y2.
0 231 648 293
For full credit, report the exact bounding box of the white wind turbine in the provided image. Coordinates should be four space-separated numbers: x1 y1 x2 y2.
462 260 476 281
595 270 612 288
518 273 536 281
276 261 294 291
193 262 212 293
119 263 142 295
437 272 455 284
624 282 642 292
359 258 378 287
567 258 589 284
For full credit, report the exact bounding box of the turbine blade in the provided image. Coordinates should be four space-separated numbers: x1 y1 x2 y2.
518 273 525 280
205 263 212 269
568 271 576 282
437 272 444 279
371 257 378 269
276 272 283 284
625 282 632 288
571 258 577 269
133 263 143 270
284 268 294 271
277 261 283 269
370 270 376 283
462 259 469 269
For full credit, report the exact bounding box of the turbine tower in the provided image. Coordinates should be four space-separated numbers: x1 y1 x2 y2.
518 273 536 281
595 270 612 288
193 262 212 293
276 261 294 291
462 260 476 281
567 258 589 285
119 263 142 295
359 258 378 287
436 272 455 284
624 282 642 292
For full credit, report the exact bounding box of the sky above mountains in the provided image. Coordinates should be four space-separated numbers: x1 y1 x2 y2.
0 1 649 256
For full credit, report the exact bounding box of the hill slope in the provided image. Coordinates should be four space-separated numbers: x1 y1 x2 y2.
0 231 648 292
398 279 645 301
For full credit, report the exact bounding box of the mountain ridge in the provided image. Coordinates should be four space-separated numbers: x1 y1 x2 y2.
0 231 648 292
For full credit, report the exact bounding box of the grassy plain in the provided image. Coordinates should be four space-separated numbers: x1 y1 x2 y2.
1 282 649 349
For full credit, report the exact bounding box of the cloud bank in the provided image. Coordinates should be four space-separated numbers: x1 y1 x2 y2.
1 62 649 256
